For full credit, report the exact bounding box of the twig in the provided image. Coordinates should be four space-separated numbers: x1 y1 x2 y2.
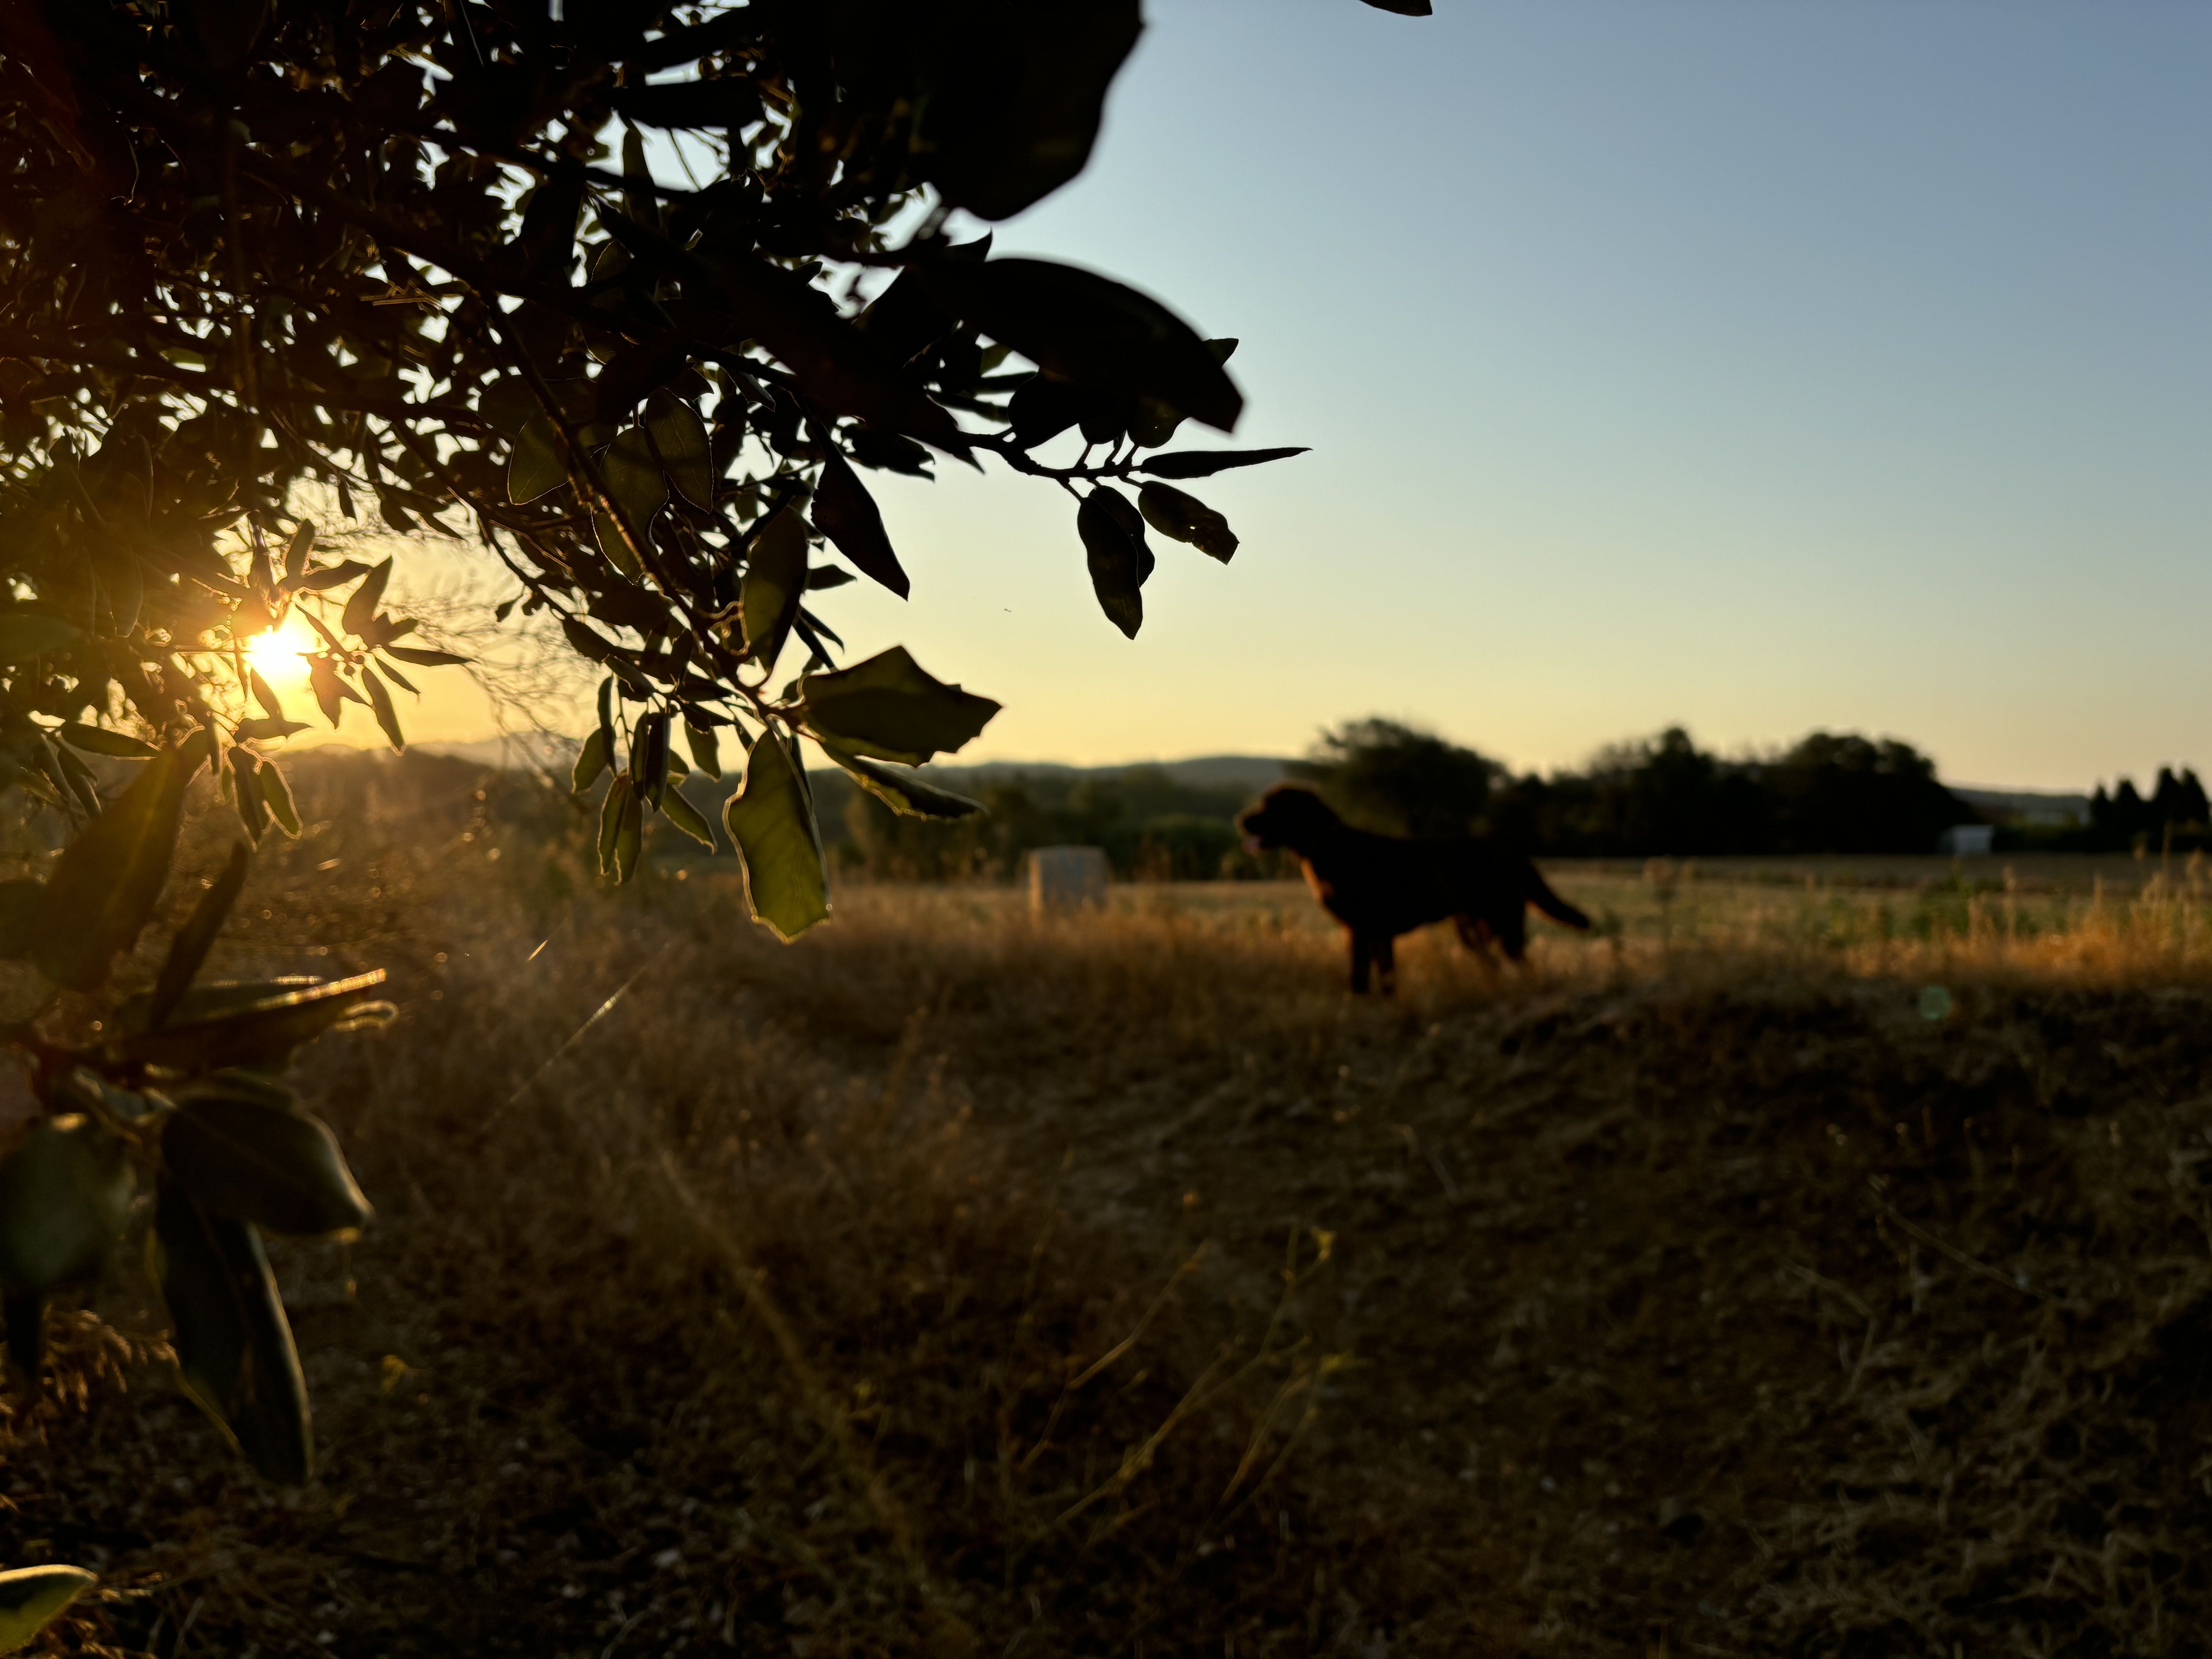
1867 1179 2046 1302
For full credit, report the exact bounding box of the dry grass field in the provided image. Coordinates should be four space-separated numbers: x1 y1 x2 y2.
10 777 2212 1657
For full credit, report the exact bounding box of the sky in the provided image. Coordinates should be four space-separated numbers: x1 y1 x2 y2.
375 0 2212 790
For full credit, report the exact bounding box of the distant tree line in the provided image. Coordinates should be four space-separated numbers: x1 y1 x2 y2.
1293 720 1975 858
785 721 2212 883
2085 769 2212 854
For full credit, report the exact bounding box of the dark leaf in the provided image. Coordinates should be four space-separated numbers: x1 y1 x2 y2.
162 1094 372 1237
31 738 204 992
235 717 310 743
805 566 857 592
1360 0 1433 12
283 521 315 582
58 723 158 759
342 558 394 640
229 747 268 844
381 646 471 667
798 646 1000 765
285 560 375 594
151 1184 312 1484
361 665 405 754
1138 482 1238 562
808 426 908 598
909 1 1142 220
114 972 395 1072
610 77 764 131
0 1118 133 1293
258 763 301 837
1089 484 1154 584
307 658 357 728
920 259 1241 433
248 667 286 720
1077 490 1144 639
1137 446 1309 479
150 841 251 1029
635 711 670 806
722 731 828 941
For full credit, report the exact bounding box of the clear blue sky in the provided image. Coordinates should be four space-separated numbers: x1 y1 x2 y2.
796 0 2210 791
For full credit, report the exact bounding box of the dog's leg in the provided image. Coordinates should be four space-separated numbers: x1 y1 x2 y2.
1497 906 1530 964
1348 931 1372 994
1376 934 1397 996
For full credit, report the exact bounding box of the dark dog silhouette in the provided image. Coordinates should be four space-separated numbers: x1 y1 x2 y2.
1238 785 1592 993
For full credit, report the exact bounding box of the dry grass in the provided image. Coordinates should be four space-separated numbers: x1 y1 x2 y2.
11 783 2212 1656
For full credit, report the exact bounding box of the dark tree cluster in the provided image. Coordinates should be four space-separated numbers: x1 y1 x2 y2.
1301 721 1976 858
2086 768 2211 854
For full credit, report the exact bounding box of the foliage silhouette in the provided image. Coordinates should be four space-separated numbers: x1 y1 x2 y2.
0 0 1424 1612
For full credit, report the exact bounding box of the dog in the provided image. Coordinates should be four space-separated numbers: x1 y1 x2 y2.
1238 785 1592 993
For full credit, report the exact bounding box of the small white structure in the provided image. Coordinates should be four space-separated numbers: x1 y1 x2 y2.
1938 824 1996 856
1029 845 1109 912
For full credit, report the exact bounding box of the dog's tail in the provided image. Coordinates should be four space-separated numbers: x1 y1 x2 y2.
1525 866 1591 931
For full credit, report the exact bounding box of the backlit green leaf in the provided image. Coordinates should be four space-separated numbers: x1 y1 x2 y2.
740 507 808 670
598 773 630 876
507 414 567 504
644 392 714 509
826 745 987 820
572 728 610 793
798 646 1000 766
722 731 829 941
659 785 716 847
0 1565 97 1654
613 783 644 881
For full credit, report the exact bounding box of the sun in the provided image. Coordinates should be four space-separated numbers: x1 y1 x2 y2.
244 611 320 697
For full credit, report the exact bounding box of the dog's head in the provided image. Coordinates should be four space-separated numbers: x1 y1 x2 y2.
1238 785 1342 854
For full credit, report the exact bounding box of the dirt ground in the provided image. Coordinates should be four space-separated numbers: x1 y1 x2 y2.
8 850 2212 1657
